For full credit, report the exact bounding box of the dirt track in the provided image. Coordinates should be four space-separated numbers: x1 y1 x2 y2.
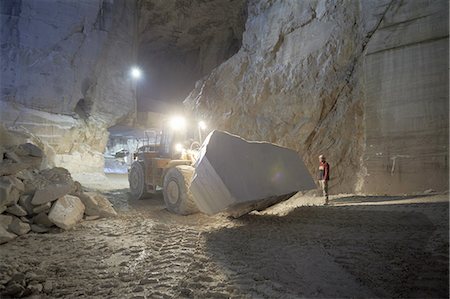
0 174 448 298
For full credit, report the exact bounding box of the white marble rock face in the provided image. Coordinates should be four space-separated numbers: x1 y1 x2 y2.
190 130 316 215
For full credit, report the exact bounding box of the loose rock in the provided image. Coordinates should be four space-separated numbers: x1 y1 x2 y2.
32 202 52 214
6 203 28 217
48 195 85 229
9 217 31 235
31 183 73 205
0 225 16 244
0 214 13 229
0 176 20 207
16 143 43 158
18 195 34 215
79 192 117 218
30 224 49 233
32 212 54 227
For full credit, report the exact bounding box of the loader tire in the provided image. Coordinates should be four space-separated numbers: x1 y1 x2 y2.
163 165 198 215
129 161 148 200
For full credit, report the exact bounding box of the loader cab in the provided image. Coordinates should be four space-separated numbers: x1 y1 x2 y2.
158 116 202 159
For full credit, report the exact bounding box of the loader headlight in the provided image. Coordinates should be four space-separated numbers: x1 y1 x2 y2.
169 116 186 131
175 143 184 152
198 120 206 130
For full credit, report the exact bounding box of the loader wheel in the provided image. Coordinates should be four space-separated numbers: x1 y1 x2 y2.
129 161 148 200
163 165 199 215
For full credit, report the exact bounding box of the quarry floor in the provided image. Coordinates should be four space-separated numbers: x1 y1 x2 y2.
1 174 449 298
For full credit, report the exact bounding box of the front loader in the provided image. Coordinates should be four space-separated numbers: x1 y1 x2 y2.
128 116 203 214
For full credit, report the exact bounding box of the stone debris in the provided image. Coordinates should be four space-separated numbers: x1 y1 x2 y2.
32 202 51 214
30 224 49 233
0 214 13 229
6 204 28 217
16 143 43 158
31 183 73 205
0 225 16 244
48 195 85 230
32 213 54 228
190 130 316 217
0 176 21 207
18 195 34 215
0 142 117 246
8 217 31 236
79 192 117 218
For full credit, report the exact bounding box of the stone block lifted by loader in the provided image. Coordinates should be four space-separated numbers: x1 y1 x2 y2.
129 125 315 218
189 131 316 217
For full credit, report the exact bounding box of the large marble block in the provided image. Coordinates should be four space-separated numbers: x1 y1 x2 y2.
190 131 315 216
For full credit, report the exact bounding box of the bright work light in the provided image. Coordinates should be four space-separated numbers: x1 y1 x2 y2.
198 121 206 130
130 67 142 79
169 116 186 131
175 143 184 152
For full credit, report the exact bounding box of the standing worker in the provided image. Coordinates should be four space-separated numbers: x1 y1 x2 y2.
318 154 330 205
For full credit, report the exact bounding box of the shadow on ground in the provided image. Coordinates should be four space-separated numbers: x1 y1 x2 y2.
332 194 436 204
204 203 449 298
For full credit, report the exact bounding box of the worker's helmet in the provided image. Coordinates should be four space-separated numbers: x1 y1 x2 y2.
319 154 325 159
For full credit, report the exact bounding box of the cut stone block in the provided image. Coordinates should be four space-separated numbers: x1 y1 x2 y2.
48 195 85 230
190 130 316 217
0 225 17 244
78 192 117 218
8 217 31 235
6 203 28 217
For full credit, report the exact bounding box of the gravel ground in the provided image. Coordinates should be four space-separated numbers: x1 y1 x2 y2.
0 174 448 298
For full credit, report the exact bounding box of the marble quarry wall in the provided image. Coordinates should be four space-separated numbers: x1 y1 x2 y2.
1 0 448 194
185 0 449 194
1 0 138 172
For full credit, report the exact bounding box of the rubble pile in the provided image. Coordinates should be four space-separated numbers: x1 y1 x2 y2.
0 142 117 245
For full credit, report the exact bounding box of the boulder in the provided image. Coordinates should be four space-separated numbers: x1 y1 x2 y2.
78 192 117 218
20 217 30 223
31 184 73 205
31 168 74 205
32 202 51 214
48 195 85 229
15 169 36 181
0 161 29 176
190 131 316 217
0 205 6 214
5 204 27 217
0 214 13 229
18 195 34 215
16 143 43 158
0 226 17 244
0 177 21 207
32 213 54 228
5 151 22 163
8 217 31 235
